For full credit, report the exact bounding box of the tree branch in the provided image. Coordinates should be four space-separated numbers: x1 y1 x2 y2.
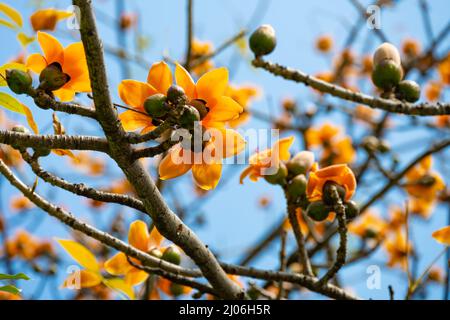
0 130 109 152
73 0 244 299
252 57 450 116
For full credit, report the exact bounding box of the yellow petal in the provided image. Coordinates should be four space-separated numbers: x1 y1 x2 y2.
104 252 132 276
432 226 450 245
124 268 149 286
63 269 102 288
192 161 222 190
158 145 192 180
147 61 173 94
273 136 295 161
175 63 196 99
211 127 246 158
62 42 91 92
149 227 164 248
26 53 47 74
119 110 151 131
53 87 75 102
118 79 156 109
103 278 135 300
128 220 150 252
196 67 228 106
56 239 99 272
22 104 39 134
203 96 243 123
37 31 64 65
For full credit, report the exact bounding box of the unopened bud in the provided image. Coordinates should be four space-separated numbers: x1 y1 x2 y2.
5 69 32 95
306 201 331 222
287 174 307 198
264 162 288 185
396 80 421 103
144 93 167 118
322 181 347 205
249 24 277 57
162 246 181 265
286 151 315 175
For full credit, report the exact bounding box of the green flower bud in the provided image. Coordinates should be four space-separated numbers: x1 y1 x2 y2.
287 174 307 198
170 282 185 297
306 201 331 222
361 136 379 153
344 200 360 220
167 84 187 105
162 246 181 265
364 229 378 239
249 24 277 57
38 62 70 92
371 59 403 91
322 181 346 205
189 99 209 119
11 125 29 134
396 80 421 103
286 151 315 175
5 69 32 95
264 162 288 185
144 93 167 118
373 42 401 67
34 147 51 157
180 105 200 129
377 140 391 153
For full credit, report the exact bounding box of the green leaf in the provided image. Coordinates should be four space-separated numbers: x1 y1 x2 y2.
0 285 21 295
0 62 27 86
0 92 26 114
0 272 30 281
0 3 23 28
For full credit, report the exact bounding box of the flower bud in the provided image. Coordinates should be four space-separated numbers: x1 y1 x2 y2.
322 181 346 205
189 99 208 119
344 200 360 220
361 136 379 153
167 85 187 105
38 62 70 92
5 69 32 95
144 93 167 118
180 105 200 129
249 24 277 57
12 125 29 134
377 140 390 153
371 59 403 91
286 151 315 175
396 80 421 103
373 42 401 67
306 201 331 222
162 246 181 265
287 174 307 198
170 282 185 297
264 162 288 185
34 147 51 157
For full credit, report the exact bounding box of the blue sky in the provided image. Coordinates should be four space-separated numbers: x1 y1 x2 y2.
0 0 449 300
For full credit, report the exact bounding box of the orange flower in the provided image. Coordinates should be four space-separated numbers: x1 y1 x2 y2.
306 163 356 202
105 220 163 286
349 211 388 239
191 39 214 77
226 84 260 127
10 195 34 213
26 32 91 101
240 136 294 184
402 38 421 57
384 231 412 269
425 81 442 101
405 156 445 202
432 226 450 245
360 55 373 75
30 8 73 31
409 197 435 219
119 12 138 30
305 123 340 147
154 64 245 190
155 277 192 298
57 239 135 299
436 115 450 128
438 53 450 85
316 35 333 53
